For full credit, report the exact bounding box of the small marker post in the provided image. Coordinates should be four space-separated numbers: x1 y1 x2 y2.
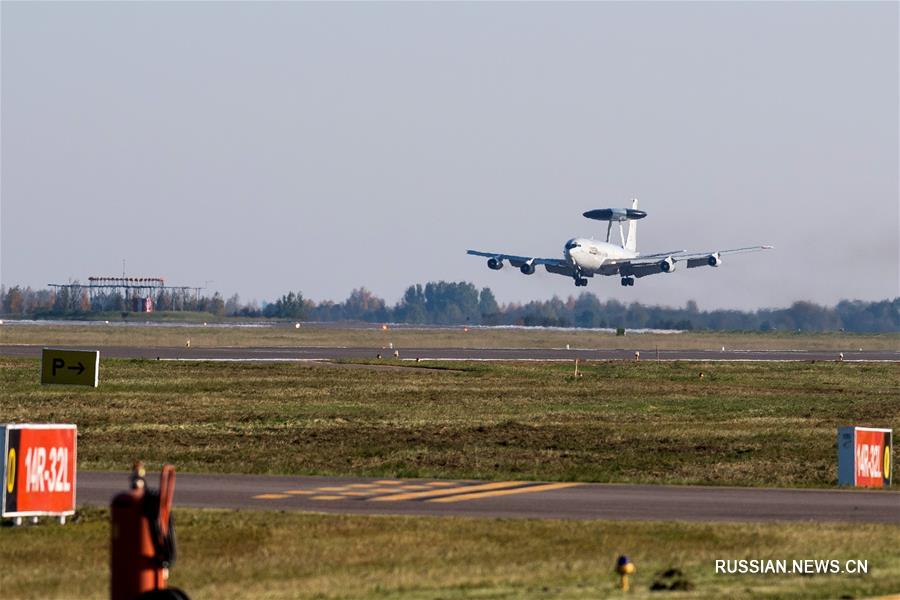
616 555 635 592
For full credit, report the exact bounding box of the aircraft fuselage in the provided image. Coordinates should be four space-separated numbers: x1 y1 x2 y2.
564 238 637 274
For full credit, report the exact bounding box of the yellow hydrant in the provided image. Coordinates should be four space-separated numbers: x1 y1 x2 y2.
616 555 635 592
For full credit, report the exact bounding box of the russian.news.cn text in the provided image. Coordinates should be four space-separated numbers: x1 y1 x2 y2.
715 560 868 576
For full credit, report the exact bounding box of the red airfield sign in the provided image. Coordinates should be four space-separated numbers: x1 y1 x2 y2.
2 424 77 518
838 426 892 488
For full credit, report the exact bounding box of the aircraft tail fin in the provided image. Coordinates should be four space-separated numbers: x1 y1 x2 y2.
624 198 638 251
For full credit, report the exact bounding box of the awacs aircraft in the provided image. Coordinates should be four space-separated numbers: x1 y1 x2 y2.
467 199 772 287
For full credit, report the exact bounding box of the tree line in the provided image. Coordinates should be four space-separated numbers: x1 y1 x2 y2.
1 282 897 333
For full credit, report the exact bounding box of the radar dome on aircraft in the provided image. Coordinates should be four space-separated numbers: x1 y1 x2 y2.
582 207 647 222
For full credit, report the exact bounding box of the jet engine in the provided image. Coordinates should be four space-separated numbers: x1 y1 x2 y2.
659 257 676 273
686 253 723 269
487 258 503 270
520 263 536 275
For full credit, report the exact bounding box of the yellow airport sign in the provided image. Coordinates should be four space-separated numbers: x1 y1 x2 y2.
40 349 99 387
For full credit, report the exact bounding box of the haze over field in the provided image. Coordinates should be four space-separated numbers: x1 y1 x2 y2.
1 2 897 310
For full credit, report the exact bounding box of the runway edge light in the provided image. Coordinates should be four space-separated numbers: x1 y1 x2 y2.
616 555 636 592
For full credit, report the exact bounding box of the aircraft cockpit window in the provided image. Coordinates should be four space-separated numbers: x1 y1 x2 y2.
565 240 580 250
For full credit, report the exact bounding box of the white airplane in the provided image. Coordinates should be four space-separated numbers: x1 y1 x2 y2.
467 199 772 287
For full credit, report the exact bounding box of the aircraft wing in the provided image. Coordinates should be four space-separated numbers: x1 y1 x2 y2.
466 250 577 277
602 246 773 278
670 245 774 261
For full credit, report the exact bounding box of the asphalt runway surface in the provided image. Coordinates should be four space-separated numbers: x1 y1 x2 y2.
2 345 897 362
79 471 899 523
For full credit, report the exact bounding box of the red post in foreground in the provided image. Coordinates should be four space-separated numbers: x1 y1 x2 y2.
110 462 177 600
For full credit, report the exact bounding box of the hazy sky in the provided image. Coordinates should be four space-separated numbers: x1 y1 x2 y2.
2 2 897 311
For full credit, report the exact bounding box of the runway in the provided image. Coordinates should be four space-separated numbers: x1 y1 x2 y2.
77 471 900 523
2 344 897 362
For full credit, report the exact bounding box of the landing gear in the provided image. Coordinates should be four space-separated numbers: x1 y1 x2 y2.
620 277 635 287
574 277 588 287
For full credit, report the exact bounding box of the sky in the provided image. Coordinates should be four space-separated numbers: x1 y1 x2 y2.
1 2 897 311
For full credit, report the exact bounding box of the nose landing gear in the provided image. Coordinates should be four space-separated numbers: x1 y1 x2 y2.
571 263 589 287
620 277 635 287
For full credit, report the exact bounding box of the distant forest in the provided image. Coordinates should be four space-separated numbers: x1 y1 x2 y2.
1 282 897 333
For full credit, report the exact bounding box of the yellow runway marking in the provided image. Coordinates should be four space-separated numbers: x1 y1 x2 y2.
426 481 457 487
341 491 373 497
253 493 290 500
311 495 346 500
370 481 523 502
284 490 314 495
348 483 380 488
316 486 350 492
429 482 580 503
396 485 431 490
374 480 402 484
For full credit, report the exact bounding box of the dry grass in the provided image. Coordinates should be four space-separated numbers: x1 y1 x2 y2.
1 357 897 487
2 339 898 599
2 507 899 599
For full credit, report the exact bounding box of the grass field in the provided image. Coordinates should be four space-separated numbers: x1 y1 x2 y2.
2 321 898 350
3 508 899 599
2 332 898 599
1 357 897 486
